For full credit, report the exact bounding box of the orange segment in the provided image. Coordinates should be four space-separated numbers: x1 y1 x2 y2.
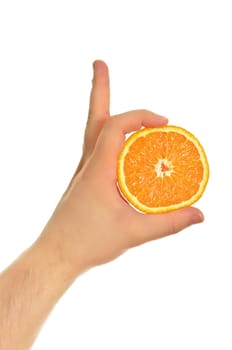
117 126 209 213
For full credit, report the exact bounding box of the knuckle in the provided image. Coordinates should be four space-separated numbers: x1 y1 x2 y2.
140 108 150 113
168 219 179 235
139 109 152 116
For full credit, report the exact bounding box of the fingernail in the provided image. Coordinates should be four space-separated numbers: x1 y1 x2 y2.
162 116 169 122
92 62 96 83
191 212 204 224
156 115 168 122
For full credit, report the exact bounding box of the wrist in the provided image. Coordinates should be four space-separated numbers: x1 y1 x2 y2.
35 225 88 283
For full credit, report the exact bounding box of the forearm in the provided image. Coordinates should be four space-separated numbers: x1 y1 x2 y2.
0 234 83 350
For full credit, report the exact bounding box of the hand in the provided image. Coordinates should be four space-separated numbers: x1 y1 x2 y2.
40 61 204 272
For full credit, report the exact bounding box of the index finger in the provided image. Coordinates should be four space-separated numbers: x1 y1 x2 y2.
96 110 168 165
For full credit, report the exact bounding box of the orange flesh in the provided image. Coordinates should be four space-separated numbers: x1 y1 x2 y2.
123 131 203 208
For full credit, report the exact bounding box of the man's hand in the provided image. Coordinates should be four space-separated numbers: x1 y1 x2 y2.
40 60 204 271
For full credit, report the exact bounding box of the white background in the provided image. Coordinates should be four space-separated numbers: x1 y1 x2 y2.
0 0 231 349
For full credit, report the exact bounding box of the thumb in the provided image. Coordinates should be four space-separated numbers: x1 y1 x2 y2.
132 207 204 245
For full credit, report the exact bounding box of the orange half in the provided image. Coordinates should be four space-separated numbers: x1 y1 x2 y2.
117 126 209 213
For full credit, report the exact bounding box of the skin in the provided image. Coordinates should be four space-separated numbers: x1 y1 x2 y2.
0 61 204 350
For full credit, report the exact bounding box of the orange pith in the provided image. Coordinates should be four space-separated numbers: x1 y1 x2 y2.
117 126 209 213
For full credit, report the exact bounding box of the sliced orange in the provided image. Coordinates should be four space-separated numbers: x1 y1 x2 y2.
117 126 209 213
